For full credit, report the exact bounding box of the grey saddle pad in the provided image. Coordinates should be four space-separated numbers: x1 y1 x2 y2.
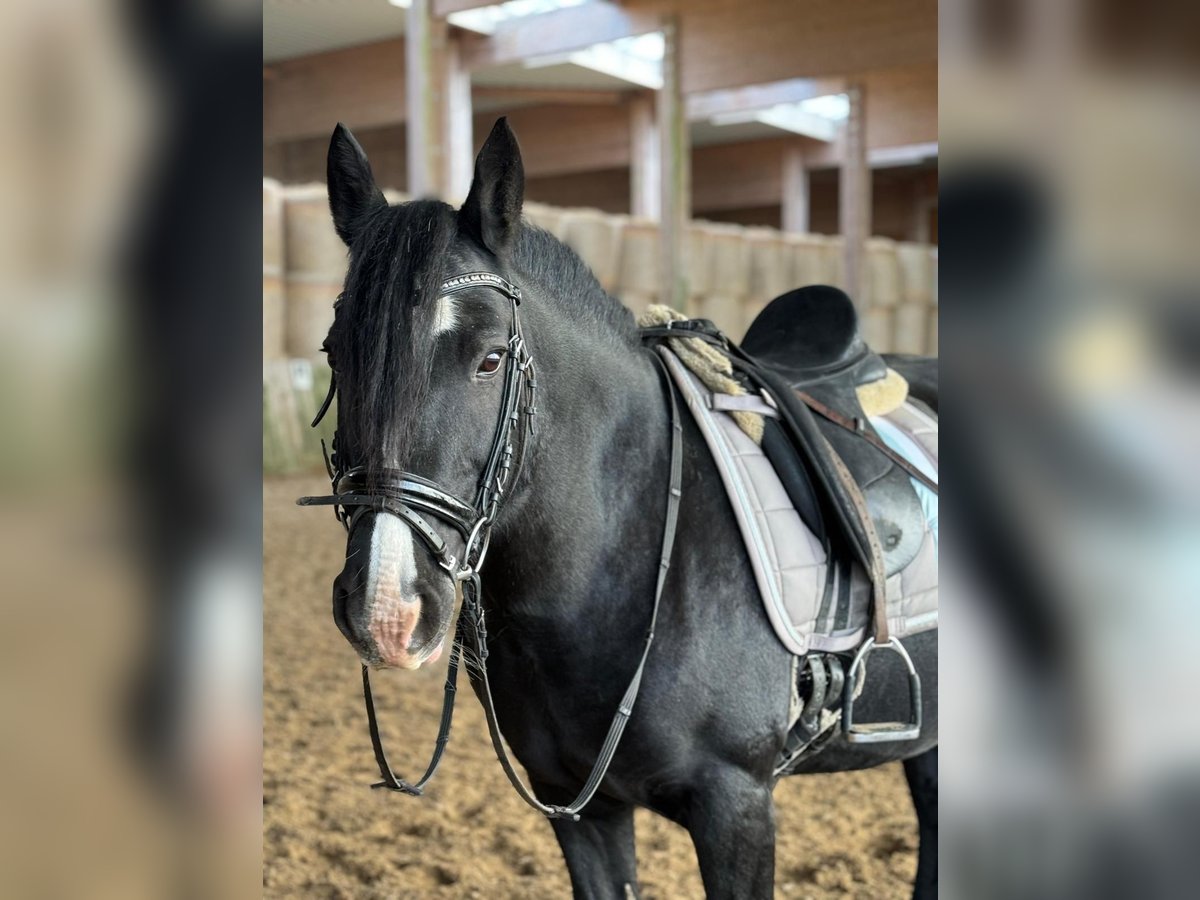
660 348 938 656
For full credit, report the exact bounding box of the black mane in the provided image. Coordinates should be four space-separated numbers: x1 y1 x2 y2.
510 223 639 346
329 199 637 474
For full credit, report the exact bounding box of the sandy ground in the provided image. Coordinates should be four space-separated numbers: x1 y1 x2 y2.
265 475 919 899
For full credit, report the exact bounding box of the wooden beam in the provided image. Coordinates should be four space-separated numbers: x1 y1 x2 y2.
870 142 938 167
840 84 870 307
691 138 793 212
629 93 660 219
911 176 935 243
433 0 494 16
477 103 631 178
473 86 630 106
658 15 689 309
406 0 445 198
781 145 810 233
858 62 937 149
686 78 844 121
638 0 938 93
804 138 938 170
263 39 406 144
443 34 474 202
526 168 631 213
461 2 661 71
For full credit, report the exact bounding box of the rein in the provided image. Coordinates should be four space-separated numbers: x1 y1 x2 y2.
297 272 683 820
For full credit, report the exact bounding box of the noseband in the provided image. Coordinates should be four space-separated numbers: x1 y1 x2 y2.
297 271 684 821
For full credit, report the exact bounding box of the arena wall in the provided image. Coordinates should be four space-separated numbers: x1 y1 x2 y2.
263 179 938 472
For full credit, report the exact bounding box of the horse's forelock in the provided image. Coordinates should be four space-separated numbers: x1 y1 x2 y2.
333 200 456 477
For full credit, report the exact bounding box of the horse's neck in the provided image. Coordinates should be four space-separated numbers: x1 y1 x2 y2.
485 311 670 630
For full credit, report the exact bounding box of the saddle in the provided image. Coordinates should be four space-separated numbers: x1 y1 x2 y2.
642 286 938 751
741 286 928 578
742 284 888 388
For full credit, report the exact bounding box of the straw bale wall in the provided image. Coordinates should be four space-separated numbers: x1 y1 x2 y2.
264 181 937 471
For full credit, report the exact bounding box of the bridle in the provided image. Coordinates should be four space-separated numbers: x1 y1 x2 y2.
297 270 684 821
302 271 537 582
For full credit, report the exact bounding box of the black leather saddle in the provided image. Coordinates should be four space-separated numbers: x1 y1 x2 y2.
741 286 928 576
742 285 888 388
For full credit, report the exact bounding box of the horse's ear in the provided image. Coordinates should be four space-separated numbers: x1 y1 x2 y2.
327 123 386 246
459 117 525 258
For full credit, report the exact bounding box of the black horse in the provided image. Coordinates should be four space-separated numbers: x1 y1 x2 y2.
317 118 938 899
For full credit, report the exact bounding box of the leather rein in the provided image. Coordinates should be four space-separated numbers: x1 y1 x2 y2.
297 271 684 821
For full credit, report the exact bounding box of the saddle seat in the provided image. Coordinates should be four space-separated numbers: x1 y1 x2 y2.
741 285 888 388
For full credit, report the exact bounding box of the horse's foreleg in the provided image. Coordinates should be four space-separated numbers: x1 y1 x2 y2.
686 767 776 899
903 746 938 900
547 799 640 900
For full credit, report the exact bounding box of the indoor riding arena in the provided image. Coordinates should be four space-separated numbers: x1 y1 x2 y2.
264 1 937 897
265 477 922 898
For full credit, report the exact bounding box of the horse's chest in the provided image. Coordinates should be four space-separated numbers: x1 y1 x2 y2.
480 651 656 787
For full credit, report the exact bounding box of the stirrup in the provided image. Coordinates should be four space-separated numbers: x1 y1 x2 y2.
842 636 922 743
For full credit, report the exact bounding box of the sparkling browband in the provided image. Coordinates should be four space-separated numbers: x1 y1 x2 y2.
440 272 522 302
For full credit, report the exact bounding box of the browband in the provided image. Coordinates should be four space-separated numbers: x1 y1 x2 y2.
440 272 522 302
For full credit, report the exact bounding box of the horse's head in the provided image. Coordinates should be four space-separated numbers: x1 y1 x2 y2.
322 118 528 669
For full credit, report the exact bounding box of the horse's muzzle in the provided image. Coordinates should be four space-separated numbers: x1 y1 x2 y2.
333 512 453 669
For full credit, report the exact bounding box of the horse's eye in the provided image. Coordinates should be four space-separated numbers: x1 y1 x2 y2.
476 349 505 377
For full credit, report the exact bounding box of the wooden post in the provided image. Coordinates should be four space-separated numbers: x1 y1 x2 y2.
629 92 660 220
840 83 870 307
442 33 473 203
658 16 690 311
406 0 446 198
781 144 810 233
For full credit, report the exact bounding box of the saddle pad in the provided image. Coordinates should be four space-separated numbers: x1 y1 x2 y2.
660 348 938 656
871 405 938 553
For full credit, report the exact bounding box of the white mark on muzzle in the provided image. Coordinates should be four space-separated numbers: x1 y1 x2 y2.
365 513 423 666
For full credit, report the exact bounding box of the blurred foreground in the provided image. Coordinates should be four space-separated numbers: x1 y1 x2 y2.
941 0 1200 897
0 1 261 896
0 0 1197 896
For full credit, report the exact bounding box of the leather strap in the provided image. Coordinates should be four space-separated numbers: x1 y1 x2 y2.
717 346 894 648
710 392 780 417
817 433 891 644
795 391 939 495
299 272 537 802
300 494 453 560
364 548 471 795
362 631 461 794
463 350 684 820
